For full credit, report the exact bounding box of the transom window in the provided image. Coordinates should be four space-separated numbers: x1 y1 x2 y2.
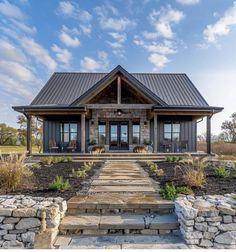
60 123 77 143
164 122 180 141
132 122 140 144
98 122 106 145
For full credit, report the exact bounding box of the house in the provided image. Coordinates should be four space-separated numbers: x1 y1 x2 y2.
13 65 223 155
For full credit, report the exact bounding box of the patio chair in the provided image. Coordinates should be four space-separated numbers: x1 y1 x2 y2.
160 140 172 153
180 140 188 152
67 140 77 152
49 139 59 153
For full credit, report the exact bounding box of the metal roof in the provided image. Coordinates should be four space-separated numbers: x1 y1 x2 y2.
31 68 209 107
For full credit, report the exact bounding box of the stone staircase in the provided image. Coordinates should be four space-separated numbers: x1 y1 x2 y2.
58 161 179 237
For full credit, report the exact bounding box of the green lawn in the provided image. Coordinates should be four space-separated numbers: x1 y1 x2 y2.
0 146 39 154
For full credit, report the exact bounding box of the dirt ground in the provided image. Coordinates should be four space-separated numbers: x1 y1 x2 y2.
141 161 236 196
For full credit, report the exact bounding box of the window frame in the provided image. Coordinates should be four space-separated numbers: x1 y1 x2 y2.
163 121 180 142
60 122 78 144
132 122 140 144
98 121 106 145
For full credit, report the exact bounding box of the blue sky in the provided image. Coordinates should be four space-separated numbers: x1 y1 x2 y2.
0 0 236 136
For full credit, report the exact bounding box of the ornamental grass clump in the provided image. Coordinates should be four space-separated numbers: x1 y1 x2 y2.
0 153 32 192
72 169 87 178
146 161 164 177
49 176 71 191
40 156 53 165
214 166 230 178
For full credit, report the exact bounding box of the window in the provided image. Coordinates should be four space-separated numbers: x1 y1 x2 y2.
164 122 180 141
132 122 140 144
60 123 78 143
98 122 106 145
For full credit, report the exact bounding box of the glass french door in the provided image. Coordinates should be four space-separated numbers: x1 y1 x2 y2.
109 122 129 150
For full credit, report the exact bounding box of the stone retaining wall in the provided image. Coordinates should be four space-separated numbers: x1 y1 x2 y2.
175 194 236 248
0 195 67 249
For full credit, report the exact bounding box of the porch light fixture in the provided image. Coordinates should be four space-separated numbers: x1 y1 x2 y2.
117 109 122 116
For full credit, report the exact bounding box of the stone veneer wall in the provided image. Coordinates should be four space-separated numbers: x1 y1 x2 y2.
0 195 67 249
89 109 150 148
175 194 236 248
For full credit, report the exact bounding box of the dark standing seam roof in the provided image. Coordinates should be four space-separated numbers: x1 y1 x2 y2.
31 72 209 107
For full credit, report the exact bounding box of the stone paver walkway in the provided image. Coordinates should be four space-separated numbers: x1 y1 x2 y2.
88 161 159 193
55 234 190 249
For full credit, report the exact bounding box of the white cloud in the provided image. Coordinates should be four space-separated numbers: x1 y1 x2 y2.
107 32 126 48
0 60 35 82
80 51 109 72
80 24 91 35
142 31 159 40
51 44 72 65
57 1 92 22
176 0 200 5
203 1 236 44
0 39 27 63
0 74 33 99
148 53 170 70
0 0 25 19
21 37 57 72
148 5 184 39
10 19 37 34
95 5 135 31
59 29 80 47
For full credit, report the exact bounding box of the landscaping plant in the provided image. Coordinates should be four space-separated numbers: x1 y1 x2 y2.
146 161 164 176
49 176 71 191
214 166 230 178
40 156 53 165
0 153 32 192
160 183 193 200
71 169 87 178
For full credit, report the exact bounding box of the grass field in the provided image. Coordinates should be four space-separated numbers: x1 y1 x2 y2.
0 146 39 154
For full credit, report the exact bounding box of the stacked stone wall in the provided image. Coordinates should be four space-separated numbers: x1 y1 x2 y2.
175 194 236 248
0 195 67 249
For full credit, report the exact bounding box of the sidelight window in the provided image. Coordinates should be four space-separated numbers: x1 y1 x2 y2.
164 122 180 141
60 123 77 143
98 122 106 145
132 122 140 144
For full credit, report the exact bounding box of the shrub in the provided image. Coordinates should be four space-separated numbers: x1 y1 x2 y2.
214 166 230 178
72 169 87 178
0 153 32 192
82 162 93 172
40 156 53 165
154 168 164 177
183 168 205 188
30 163 41 169
160 184 177 200
165 156 172 162
66 156 73 162
172 156 178 162
49 176 71 191
176 186 193 195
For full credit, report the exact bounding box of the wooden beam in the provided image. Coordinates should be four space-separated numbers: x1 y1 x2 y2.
117 76 121 104
153 114 158 153
26 115 32 155
81 114 86 153
86 104 154 109
206 115 211 155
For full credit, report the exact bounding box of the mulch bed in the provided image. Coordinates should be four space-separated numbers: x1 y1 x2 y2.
140 161 236 196
2 162 102 200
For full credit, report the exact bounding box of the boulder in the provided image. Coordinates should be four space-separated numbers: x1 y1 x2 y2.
15 218 41 230
223 215 233 223
218 223 236 232
193 199 212 209
2 240 24 248
215 231 236 245
3 217 20 224
206 216 222 222
0 223 14 230
13 208 37 217
218 205 235 215
195 222 208 232
181 206 198 220
198 207 219 217
3 234 17 241
0 208 13 217
21 231 35 244
0 216 5 223
22 198 36 207
195 217 205 222
208 226 218 233
200 239 213 247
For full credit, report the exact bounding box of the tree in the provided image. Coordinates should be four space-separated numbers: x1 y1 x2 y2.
221 112 236 143
17 115 43 152
0 123 18 145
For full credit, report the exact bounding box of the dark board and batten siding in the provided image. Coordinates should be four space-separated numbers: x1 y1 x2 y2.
150 116 197 152
43 116 90 152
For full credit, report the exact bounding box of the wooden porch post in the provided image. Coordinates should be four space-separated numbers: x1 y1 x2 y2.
81 113 86 153
154 113 158 153
206 115 211 155
117 76 121 104
26 115 32 155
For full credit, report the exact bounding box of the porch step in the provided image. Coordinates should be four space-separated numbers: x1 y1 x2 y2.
67 194 174 215
59 213 179 236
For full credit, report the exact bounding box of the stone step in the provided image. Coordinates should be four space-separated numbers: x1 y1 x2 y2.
59 214 179 236
91 179 151 186
67 194 174 215
89 185 156 193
